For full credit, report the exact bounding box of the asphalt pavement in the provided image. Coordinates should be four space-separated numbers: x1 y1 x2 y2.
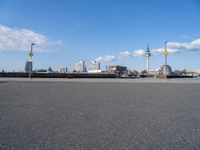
0 80 200 149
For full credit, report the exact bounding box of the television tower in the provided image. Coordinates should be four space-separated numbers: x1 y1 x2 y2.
145 44 151 71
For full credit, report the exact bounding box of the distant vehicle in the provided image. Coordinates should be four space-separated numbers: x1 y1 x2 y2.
136 75 142 78
120 74 129 78
120 74 138 78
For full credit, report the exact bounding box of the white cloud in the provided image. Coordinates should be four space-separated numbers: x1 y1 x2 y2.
152 38 200 55
151 48 179 55
118 49 145 58
0 24 62 52
168 39 200 51
119 51 132 58
95 55 116 62
94 38 200 62
132 49 146 57
95 49 146 62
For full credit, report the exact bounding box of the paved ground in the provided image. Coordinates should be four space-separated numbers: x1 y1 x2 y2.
0 77 200 84
0 80 200 149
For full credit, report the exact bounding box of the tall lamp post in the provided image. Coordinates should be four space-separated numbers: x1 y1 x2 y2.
29 43 35 79
163 41 169 80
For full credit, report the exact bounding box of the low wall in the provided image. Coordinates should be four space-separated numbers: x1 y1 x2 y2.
0 72 116 78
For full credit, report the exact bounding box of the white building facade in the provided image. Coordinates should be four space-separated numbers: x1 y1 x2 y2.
59 67 68 73
88 61 101 73
75 60 86 72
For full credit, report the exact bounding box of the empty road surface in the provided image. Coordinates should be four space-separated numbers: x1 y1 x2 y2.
0 79 200 149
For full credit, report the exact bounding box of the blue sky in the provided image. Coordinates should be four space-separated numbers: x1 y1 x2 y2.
0 0 200 71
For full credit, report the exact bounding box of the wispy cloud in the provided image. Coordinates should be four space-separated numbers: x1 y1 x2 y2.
168 39 200 51
95 49 146 62
180 34 193 39
0 24 62 52
118 49 146 59
95 38 200 62
151 48 179 55
95 55 117 62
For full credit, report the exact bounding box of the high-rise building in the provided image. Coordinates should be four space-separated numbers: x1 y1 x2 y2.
75 60 86 72
88 61 101 72
59 67 68 73
145 44 151 71
25 61 32 73
89 61 100 70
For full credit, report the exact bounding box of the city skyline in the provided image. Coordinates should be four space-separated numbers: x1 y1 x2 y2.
0 0 200 71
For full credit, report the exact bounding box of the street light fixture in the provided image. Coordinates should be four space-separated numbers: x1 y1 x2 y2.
29 43 35 79
163 41 169 80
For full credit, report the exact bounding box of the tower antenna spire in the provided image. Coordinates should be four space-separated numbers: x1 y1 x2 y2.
145 43 151 71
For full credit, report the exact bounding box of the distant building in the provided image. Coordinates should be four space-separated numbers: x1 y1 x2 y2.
47 67 53 73
160 65 172 75
75 60 86 72
35 69 47 73
186 72 199 77
187 70 200 77
25 61 32 73
147 69 159 75
108 65 127 74
139 70 147 75
88 61 101 73
89 61 100 70
88 70 102 73
173 70 182 75
59 67 68 73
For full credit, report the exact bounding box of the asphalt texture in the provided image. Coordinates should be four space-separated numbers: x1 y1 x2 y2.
1 81 200 150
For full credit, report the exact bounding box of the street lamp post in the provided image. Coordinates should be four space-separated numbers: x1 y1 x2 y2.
29 43 35 79
164 41 169 80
